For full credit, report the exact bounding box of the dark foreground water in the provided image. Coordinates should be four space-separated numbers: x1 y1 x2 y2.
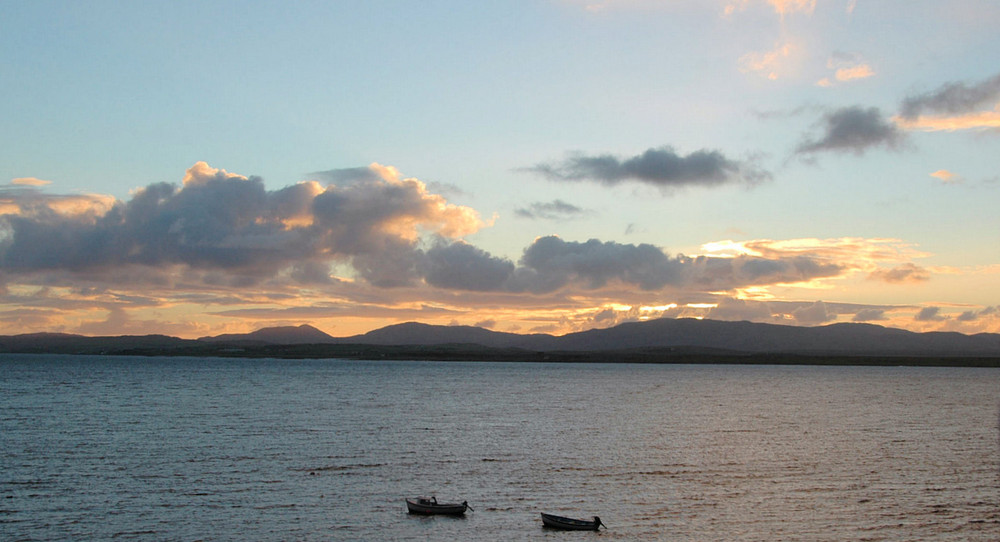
2 355 998 541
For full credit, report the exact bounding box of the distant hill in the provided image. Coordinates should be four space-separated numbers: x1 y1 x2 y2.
2 318 1000 360
340 322 556 349
546 319 1000 356
198 324 335 345
0 332 193 355
341 319 1000 357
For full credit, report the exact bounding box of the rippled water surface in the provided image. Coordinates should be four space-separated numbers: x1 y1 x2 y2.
2 355 999 540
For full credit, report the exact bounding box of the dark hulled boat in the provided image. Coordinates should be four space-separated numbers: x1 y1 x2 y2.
541 512 603 530
405 496 470 515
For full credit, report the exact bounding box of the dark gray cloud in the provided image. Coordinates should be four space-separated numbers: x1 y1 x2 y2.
796 106 904 155
512 236 686 293
852 308 887 322
957 305 998 322
415 235 845 296
423 241 515 291
915 306 945 322
530 146 771 189
514 199 588 220
899 72 1000 119
687 253 843 289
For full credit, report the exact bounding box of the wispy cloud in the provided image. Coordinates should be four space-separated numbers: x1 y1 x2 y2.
867 263 930 283
739 41 796 80
725 0 816 17
515 199 589 220
11 177 52 186
899 72 1000 120
529 146 771 190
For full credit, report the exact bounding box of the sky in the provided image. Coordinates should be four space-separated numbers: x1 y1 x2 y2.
1 0 999 339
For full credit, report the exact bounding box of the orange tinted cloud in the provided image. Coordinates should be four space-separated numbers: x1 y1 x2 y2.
817 52 875 87
768 0 815 15
725 0 815 16
868 263 931 283
929 169 960 183
835 64 874 81
894 110 1000 131
739 41 795 80
11 177 52 186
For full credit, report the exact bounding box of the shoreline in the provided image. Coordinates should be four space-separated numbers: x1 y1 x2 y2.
5 343 1000 367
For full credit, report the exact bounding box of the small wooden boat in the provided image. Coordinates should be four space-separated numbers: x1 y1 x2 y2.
541 512 604 530
406 496 470 515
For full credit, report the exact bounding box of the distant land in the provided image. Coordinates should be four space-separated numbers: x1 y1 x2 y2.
2 318 1000 367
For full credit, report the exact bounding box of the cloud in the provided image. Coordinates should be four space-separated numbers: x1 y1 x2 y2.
725 0 816 16
835 64 875 82
423 241 516 292
929 169 960 184
957 306 998 322
899 72 1000 120
0 186 116 217
739 41 796 81
768 0 816 15
708 237 929 267
515 199 589 220
894 111 1000 132
3 161 961 337
796 106 905 155
792 300 835 324
0 162 486 286
530 146 771 190
867 263 930 283
895 72 1000 132
915 306 945 322
707 297 774 321
11 177 52 186
406 235 847 297
817 52 875 87
511 236 686 293
852 308 886 321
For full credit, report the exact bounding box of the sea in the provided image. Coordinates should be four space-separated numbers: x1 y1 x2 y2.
2 354 998 541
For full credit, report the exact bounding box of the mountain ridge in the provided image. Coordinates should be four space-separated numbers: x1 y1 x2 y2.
2 318 1000 359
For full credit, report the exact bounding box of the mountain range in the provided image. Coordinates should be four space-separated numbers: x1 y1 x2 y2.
3 319 1000 363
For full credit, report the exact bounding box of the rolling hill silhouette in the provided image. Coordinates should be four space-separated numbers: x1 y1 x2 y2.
4 319 999 362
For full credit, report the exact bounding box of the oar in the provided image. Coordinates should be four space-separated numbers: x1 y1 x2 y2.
464 501 474 512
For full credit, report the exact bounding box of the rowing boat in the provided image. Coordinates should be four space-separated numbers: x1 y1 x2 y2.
541 512 603 530
405 496 470 515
